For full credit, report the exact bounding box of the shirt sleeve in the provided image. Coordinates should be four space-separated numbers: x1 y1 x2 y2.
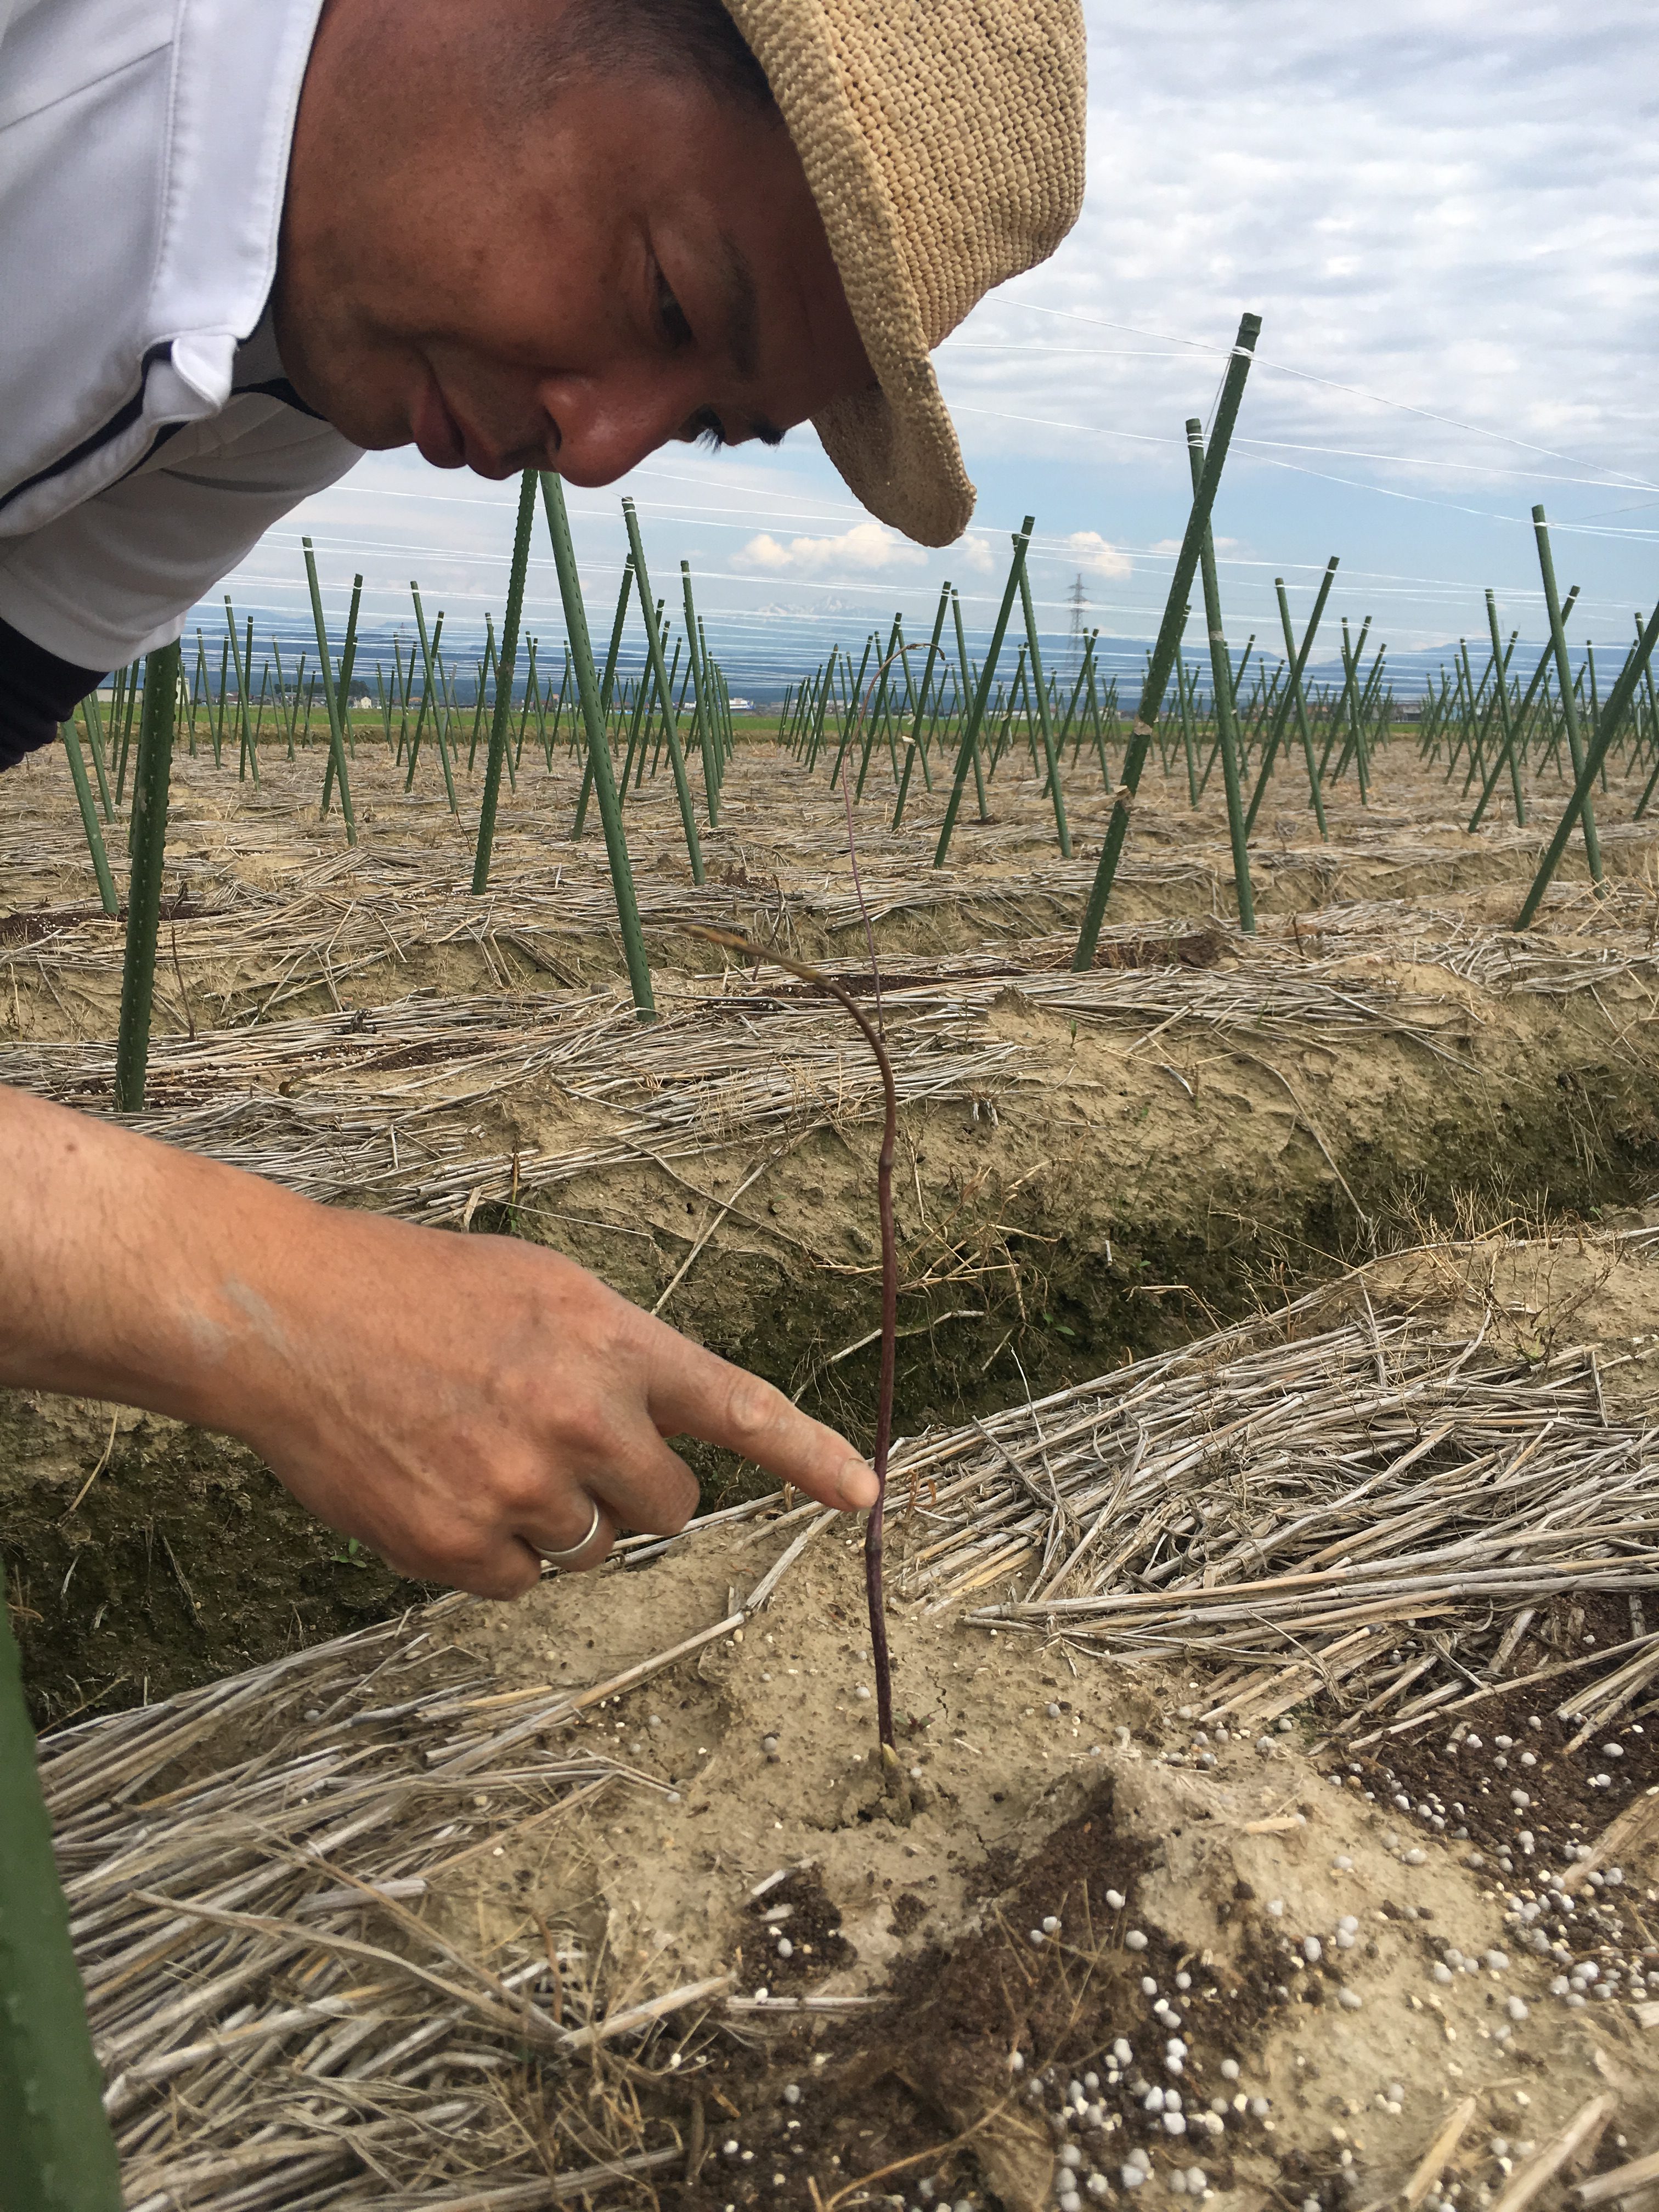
0 394 360 670
0 614 104 772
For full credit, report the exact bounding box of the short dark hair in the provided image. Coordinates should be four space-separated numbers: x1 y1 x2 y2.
528 0 777 114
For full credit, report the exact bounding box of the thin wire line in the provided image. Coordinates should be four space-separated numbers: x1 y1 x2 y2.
1232 435 1652 493
949 401 1659 537
1001 300 1658 492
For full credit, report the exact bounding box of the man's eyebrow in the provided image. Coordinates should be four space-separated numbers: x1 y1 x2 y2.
720 232 760 382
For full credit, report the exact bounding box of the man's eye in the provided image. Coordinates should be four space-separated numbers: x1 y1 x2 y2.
656 267 693 351
680 409 728 452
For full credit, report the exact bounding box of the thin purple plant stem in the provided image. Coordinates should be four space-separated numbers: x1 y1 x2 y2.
686 923 900 1770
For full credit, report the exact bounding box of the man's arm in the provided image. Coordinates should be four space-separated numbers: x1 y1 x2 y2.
0 1083 876 1595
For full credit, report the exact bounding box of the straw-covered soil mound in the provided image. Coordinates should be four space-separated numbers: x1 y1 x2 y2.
37 1232 1659 2212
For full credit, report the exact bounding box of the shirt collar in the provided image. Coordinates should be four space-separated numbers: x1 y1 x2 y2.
145 0 330 410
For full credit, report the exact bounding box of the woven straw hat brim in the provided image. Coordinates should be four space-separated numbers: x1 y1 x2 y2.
724 0 1086 551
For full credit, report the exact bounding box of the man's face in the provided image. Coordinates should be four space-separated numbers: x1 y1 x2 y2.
273 0 873 483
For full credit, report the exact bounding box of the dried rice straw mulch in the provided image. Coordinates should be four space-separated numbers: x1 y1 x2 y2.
1 980 1015 1222
885 1235 1659 1743
46 1594 746 2211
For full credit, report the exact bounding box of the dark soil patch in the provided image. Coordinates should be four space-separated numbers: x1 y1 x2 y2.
740 1866 857 1992
1087 928 1227 971
1322 1590 1659 1884
0 904 124 943
630 1781 1286 2212
2 1401 438 1728
0 891 209 942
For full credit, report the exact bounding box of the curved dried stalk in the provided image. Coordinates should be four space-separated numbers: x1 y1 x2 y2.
685 924 899 1773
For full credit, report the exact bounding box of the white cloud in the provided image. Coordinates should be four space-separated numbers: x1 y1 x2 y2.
1061 529 1133 579
935 0 1659 502
732 521 928 577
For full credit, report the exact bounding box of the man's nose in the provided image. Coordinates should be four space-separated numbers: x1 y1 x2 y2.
537 371 697 488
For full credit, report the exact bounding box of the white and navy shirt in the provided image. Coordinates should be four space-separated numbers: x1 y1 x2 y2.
0 0 362 765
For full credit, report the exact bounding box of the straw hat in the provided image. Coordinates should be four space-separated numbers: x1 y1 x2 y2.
721 0 1086 548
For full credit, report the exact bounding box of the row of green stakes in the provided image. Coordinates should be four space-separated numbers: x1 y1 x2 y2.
1444 512 1659 859
101 473 697 1121
88 488 774 1064
79 441 1659 1108
775 535 1365 873
781 561 1119 840
796 325 1284 946
1055 320 1440 946
568 457 1655 967
1399 504 1659 910
71 543 737 851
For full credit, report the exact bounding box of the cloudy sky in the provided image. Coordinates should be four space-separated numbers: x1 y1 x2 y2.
224 0 1659 687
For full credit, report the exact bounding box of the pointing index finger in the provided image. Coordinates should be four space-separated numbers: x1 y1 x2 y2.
644 1325 877 1513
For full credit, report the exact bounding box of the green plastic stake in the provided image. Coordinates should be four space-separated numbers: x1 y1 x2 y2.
79 691 114 820
0 1590 122 2212
827 634 876 789
211 639 229 765
1468 592 1526 827
60 721 117 916
466 631 492 772
617 643 658 800
1469 604 1572 833
854 613 903 800
1074 312 1261 967
935 519 1035 865
1068 645 1099 769
221 604 257 788
679 562 720 825
1337 620 1375 803
1319 615 1370 780
1245 560 1336 838
541 475 654 1018
1634 611 1659 817
271 638 291 758
1173 641 1201 805
622 500 704 881
114 641 179 1111
1186 419 1254 931
405 588 459 813
1451 633 1522 805
893 582 953 830
473 470 538 893
337 574 364 742
113 661 139 803
1515 595 1659 928
301 540 356 845
321 573 364 806
572 557 636 838
1017 557 1072 856
1530 507 1601 885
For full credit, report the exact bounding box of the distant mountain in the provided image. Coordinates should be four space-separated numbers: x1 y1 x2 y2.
753 596 865 619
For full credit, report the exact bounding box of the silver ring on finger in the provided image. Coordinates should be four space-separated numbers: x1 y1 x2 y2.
535 1498 603 1566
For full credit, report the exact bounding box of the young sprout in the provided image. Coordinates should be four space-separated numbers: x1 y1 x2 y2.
686 924 900 1779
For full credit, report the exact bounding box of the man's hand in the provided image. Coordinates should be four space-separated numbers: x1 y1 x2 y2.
0 1084 876 1596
